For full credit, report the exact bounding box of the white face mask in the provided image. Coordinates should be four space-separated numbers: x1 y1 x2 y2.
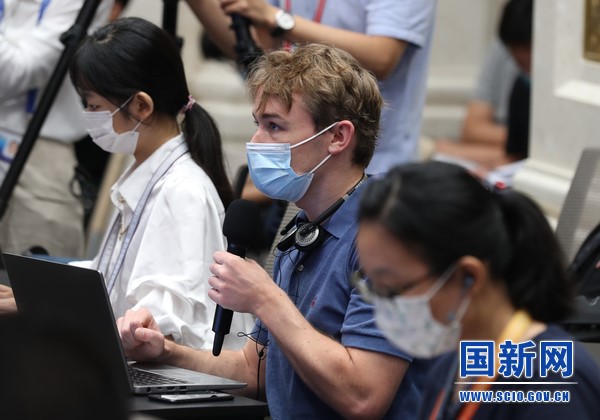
82 96 141 155
372 265 471 359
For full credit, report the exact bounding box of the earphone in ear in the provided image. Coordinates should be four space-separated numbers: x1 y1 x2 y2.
463 275 475 288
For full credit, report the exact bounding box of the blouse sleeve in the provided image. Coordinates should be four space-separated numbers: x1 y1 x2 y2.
124 170 226 350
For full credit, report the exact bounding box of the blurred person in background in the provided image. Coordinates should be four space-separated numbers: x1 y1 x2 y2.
185 0 437 175
433 0 533 182
0 0 114 258
0 17 255 351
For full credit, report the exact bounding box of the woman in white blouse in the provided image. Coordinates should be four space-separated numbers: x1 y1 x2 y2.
72 17 257 350
0 17 254 350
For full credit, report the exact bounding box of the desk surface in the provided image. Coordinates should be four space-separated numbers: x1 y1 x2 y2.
130 394 268 419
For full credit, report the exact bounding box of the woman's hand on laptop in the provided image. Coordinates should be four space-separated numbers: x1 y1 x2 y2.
117 308 167 362
0 285 17 314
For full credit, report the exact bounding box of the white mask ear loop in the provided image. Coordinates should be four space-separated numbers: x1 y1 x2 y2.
423 263 459 300
116 97 144 135
108 95 143 134
292 122 338 175
444 272 474 323
446 295 471 324
432 294 471 356
290 122 339 149
130 119 143 134
308 153 332 174
110 94 135 117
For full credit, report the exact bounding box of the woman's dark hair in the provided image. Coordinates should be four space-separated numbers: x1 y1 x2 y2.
358 161 573 323
499 0 533 48
69 17 233 208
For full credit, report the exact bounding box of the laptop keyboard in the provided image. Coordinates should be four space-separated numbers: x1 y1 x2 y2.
129 366 191 385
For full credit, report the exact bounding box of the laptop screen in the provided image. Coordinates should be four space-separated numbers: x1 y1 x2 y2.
4 253 133 397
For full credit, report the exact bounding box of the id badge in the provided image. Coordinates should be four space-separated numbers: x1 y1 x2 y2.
0 127 21 182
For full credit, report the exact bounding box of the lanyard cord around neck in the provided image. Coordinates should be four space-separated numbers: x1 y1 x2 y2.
429 309 534 420
311 172 367 225
97 142 188 294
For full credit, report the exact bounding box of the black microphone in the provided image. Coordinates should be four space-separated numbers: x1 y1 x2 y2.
212 199 261 356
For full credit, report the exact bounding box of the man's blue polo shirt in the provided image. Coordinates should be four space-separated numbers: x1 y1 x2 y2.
253 179 427 419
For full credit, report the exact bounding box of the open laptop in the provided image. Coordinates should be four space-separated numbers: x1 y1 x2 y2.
3 253 246 395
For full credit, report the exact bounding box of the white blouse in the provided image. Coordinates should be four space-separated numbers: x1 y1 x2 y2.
74 135 254 350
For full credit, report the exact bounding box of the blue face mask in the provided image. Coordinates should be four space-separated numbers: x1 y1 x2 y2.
246 122 337 202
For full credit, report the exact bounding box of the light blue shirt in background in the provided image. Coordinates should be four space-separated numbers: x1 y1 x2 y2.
269 0 438 174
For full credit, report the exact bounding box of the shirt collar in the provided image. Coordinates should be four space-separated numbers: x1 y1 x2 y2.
111 134 185 210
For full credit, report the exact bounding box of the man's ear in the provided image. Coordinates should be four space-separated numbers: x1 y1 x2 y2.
128 91 154 122
328 120 355 155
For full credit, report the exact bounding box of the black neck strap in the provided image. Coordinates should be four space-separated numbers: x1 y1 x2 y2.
281 173 367 236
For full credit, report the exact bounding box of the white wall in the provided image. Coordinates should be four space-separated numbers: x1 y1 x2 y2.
515 0 600 219
122 0 203 75
422 0 506 139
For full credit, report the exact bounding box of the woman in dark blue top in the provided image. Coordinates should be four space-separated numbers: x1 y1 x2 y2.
355 160 600 419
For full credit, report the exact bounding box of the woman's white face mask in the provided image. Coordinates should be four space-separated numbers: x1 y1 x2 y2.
372 264 472 359
82 96 141 155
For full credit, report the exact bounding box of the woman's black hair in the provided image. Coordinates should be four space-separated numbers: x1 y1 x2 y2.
358 161 573 323
499 0 533 48
69 17 233 208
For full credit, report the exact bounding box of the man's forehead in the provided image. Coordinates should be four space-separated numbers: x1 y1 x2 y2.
253 92 307 117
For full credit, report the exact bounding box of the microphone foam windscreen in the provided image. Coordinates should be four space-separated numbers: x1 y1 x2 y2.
223 199 261 246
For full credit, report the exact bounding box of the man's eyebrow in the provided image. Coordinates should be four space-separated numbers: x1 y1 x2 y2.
253 111 284 120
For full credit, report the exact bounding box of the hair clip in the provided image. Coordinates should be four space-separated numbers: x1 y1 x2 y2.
180 95 196 114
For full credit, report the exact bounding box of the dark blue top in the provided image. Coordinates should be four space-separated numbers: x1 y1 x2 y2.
252 180 427 419
419 324 600 419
